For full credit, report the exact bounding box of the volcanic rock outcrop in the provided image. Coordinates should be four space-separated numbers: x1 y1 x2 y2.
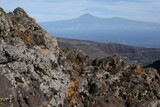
0 7 69 107
0 7 160 107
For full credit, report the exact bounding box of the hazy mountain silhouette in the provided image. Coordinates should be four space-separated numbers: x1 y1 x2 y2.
40 13 160 30
39 13 160 47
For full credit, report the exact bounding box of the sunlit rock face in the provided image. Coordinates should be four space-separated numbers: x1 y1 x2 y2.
0 8 160 107
0 7 69 107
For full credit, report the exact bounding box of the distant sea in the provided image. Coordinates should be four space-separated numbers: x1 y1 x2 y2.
50 30 160 48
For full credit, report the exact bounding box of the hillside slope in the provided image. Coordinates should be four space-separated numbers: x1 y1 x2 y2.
57 37 160 66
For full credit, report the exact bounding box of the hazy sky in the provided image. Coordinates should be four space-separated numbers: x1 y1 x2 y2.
0 0 160 22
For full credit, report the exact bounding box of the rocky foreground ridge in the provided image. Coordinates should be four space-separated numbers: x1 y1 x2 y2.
0 7 160 107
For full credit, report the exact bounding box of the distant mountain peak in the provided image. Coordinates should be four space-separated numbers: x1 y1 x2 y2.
82 13 93 16
78 13 96 19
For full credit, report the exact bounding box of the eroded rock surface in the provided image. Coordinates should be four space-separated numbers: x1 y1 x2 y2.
0 7 69 107
60 49 160 107
0 7 160 107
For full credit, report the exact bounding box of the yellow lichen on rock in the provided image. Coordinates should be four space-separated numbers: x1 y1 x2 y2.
25 34 31 43
15 32 32 44
67 80 78 106
133 66 142 73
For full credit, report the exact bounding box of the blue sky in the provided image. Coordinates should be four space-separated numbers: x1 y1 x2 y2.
0 0 160 22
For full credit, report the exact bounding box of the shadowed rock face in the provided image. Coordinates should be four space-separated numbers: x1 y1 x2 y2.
145 60 160 75
0 7 160 107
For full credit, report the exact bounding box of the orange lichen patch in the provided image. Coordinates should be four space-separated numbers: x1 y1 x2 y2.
41 48 49 52
14 31 19 35
133 66 142 73
68 87 75 97
25 34 31 43
69 80 78 87
15 32 32 44
67 80 78 106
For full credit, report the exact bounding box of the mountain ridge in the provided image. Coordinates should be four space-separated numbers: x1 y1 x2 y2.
57 37 160 66
40 13 160 24
39 13 160 47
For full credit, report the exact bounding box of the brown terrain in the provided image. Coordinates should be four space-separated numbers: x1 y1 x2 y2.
57 37 160 66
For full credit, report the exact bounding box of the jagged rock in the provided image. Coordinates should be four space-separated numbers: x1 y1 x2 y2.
60 49 160 107
0 7 69 107
0 7 11 37
0 7 160 107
